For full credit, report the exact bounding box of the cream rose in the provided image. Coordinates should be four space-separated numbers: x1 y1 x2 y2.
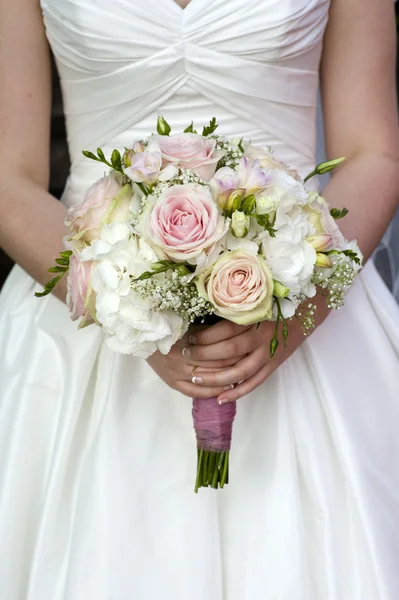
196 249 274 324
149 133 225 181
66 176 132 243
136 183 228 263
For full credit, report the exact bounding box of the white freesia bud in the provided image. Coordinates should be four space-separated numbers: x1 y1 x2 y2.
316 253 333 268
273 281 290 298
306 233 333 252
231 211 250 238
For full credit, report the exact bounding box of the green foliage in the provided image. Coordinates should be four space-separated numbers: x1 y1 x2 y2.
202 117 219 137
254 213 276 237
184 122 197 134
35 251 72 298
133 260 193 282
330 207 349 220
82 147 124 175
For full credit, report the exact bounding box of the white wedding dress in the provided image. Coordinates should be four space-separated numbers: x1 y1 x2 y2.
1 1 399 598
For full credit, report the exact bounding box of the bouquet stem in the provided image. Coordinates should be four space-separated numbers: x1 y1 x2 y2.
192 397 236 493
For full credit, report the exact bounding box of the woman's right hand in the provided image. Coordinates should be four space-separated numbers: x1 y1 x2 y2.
146 326 244 398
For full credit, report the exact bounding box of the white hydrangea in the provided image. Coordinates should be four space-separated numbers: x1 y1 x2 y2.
83 234 187 358
261 235 317 317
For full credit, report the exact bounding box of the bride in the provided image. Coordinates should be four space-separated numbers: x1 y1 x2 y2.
1 0 399 598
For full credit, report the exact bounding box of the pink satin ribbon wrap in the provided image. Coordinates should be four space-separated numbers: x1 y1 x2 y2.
192 397 237 452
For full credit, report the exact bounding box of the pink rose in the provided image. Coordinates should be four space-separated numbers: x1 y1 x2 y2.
137 183 228 262
209 167 241 208
237 157 271 196
67 254 97 327
244 144 302 181
196 249 274 324
66 176 132 243
150 133 225 181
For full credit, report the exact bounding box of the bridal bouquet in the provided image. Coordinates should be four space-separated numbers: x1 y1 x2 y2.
37 116 362 492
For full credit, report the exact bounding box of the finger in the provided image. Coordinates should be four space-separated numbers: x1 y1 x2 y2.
192 347 267 387
177 380 235 399
183 355 247 370
217 363 271 403
182 327 259 362
189 321 253 346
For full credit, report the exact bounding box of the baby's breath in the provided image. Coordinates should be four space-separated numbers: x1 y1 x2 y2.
313 254 356 309
131 270 213 323
151 169 207 198
212 135 243 170
296 301 317 335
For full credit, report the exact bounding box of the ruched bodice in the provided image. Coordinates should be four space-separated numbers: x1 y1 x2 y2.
40 0 330 206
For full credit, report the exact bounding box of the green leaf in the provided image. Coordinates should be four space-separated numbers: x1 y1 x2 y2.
237 138 245 153
184 122 194 133
60 250 73 258
330 207 349 220
342 249 361 265
255 214 277 237
55 257 70 266
202 117 219 137
47 266 68 273
157 115 171 135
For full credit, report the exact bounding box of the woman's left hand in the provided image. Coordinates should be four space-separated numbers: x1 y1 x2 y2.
183 296 331 403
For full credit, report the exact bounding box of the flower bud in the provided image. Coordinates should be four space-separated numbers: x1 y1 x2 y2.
306 233 333 252
226 189 245 212
157 115 171 136
270 337 279 358
316 253 333 268
273 281 290 298
176 265 191 276
231 211 250 238
123 149 133 168
132 141 145 153
241 194 256 215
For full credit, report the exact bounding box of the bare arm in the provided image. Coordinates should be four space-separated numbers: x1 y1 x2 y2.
178 0 399 403
0 0 68 301
321 0 399 260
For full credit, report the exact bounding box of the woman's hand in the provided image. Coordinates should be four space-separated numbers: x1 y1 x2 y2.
184 296 331 403
146 325 245 398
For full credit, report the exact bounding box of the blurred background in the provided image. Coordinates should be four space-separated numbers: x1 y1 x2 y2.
1 7 399 300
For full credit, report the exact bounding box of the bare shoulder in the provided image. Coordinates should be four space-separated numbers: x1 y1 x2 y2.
0 0 51 188
320 0 399 160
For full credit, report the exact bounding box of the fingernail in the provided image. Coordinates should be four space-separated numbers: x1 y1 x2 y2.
218 397 228 405
189 335 196 344
224 384 234 391
182 347 191 358
192 376 203 384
